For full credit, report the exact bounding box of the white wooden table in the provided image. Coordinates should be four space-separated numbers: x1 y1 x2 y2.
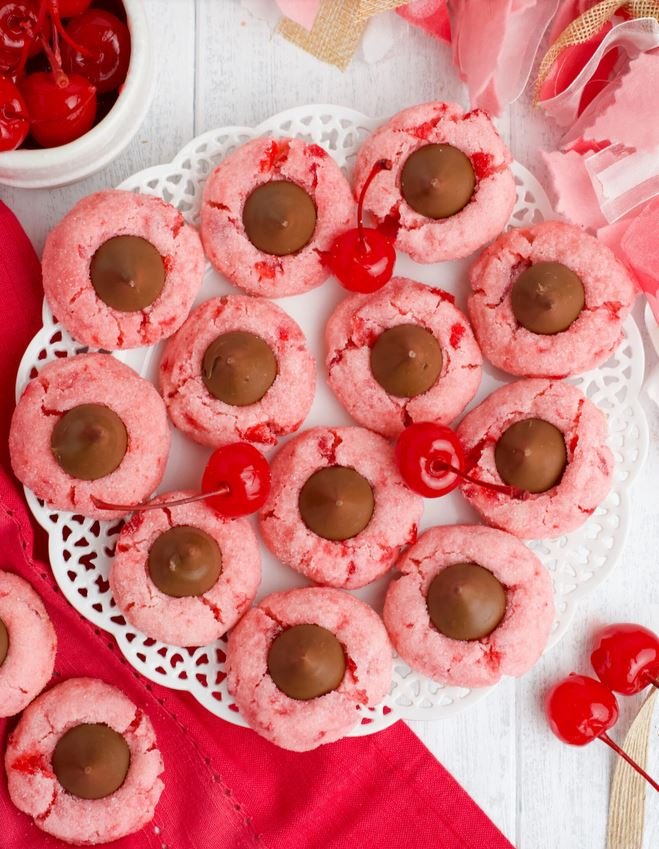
1 3 657 847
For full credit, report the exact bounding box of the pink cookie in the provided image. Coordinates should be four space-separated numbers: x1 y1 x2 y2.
468 221 638 377
0 571 56 718
259 427 423 588
226 587 392 751
5 678 164 846
42 190 205 350
159 295 316 447
110 492 261 646
354 102 516 263
10 353 170 520
200 137 354 296
383 525 554 688
456 379 614 539
326 277 482 436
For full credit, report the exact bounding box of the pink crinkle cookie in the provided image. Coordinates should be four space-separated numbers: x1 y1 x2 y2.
226 587 392 751
110 492 261 646
353 102 515 263
9 353 170 520
5 678 164 846
42 190 205 350
457 379 614 539
259 426 423 588
0 571 56 718
159 295 315 447
326 277 482 436
468 221 638 377
383 525 554 688
200 137 354 296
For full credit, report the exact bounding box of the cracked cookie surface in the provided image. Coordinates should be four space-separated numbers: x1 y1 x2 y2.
110 491 260 646
456 379 614 539
326 277 482 436
226 587 392 751
42 190 205 350
468 221 637 377
9 354 170 520
259 426 423 589
159 295 315 447
383 525 554 688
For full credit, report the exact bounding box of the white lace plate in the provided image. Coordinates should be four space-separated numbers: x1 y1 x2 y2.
16 105 649 732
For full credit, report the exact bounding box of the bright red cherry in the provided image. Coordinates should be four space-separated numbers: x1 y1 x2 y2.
591 623 659 695
56 0 93 16
545 674 619 746
62 9 130 94
325 158 396 293
395 422 465 497
546 673 659 791
0 1 46 75
0 75 29 150
395 421 522 499
201 442 271 518
21 70 96 147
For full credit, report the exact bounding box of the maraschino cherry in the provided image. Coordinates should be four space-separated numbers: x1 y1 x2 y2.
92 442 271 519
21 68 96 147
325 158 396 293
62 9 130 94
0 75 29 151
395 421 522 499
0 1 46 75
591 623 659 695
545 674 659 791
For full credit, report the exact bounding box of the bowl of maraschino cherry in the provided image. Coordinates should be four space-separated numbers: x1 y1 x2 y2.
0 0 154 188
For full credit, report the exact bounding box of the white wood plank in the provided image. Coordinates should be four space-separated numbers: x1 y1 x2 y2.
0 0 197 254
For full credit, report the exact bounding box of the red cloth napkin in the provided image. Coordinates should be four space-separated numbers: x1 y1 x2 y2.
0 200 514 849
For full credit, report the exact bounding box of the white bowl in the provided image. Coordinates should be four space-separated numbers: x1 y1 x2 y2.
0 0 155 189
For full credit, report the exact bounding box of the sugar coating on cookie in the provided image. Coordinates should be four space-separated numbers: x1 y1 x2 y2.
10 354 170 520
468 221 637 377
0 571 56 718
259 427 423 588
42 190 206 350
456 379 613 539
353 102 515 263
159 295 316 447
383 525 554 687
200 137 354 296
5 678 164 845
326 277 482 436
227 587 392 751
110 492 260 646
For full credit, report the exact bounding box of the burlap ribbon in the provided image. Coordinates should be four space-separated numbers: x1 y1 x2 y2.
279 0 410 70
607 690 657 849
536 0 659 95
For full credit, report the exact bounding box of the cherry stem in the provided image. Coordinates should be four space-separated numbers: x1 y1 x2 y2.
600 733 659 792
39 32 68 86
356 158 392 255
428 456 523 499
91 485 231 513
48 0 94 57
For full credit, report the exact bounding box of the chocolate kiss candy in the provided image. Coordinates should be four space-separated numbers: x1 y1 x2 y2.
427 562 507 641
370 323 442 398
0 618 8 667
51 403 128 481
202 331 277 407
242 180 317 256
148 525 222 598
267 623 346 700
511 261 585 335
90 235 166 313
298 466 374 542
495 417 567 494
401 143 476 219
52 723 131 800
